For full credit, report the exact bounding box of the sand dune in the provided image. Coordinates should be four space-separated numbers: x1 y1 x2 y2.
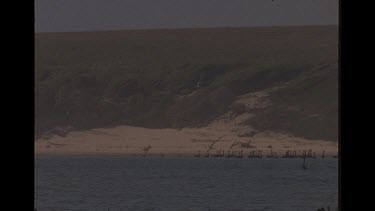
36 26 338 141
35 82 337 157
35 26 338 156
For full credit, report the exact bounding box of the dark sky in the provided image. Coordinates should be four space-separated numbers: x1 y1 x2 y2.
35 0 338 32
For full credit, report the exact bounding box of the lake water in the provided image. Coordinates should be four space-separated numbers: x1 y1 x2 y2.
35 155 338 211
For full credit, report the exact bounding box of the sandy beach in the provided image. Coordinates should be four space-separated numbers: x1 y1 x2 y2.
35 123 337 157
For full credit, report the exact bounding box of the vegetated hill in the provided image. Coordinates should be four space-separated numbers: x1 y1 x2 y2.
35 26 338 141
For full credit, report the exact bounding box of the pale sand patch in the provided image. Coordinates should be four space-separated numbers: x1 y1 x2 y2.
35 88 337 157
35 124 338 157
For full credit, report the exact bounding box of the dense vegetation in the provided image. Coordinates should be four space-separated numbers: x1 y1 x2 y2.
35 26 338 141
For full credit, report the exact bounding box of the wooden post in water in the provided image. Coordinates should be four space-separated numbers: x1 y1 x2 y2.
302 156 307 170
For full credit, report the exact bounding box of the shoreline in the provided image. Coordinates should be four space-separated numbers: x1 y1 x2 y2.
35 125 338 157
35 151 338 158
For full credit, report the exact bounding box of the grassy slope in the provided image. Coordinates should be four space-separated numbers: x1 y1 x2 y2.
35 26 338 141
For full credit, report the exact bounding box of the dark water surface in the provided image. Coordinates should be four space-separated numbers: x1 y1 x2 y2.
35 155 338 211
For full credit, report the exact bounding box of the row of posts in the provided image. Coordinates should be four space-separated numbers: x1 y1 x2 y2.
194 149 334 158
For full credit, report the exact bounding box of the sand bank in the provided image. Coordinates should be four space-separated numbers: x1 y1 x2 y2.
35 124 338 157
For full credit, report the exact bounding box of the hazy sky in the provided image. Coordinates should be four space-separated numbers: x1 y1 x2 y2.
35 0 338 32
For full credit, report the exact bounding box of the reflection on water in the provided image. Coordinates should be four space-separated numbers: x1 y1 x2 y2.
35 155 338 211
